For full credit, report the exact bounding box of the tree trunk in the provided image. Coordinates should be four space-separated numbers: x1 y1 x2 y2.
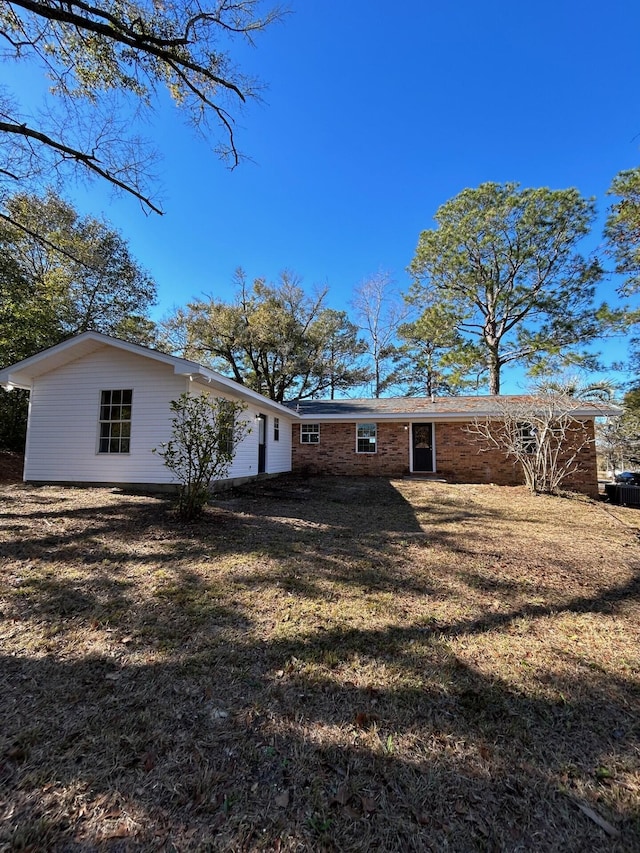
487 349 501 395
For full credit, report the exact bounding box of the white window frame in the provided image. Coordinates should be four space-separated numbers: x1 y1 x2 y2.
301 423 320 444
517 422 537 455
98 389 132 454
273 416 280 442
356 422 377 454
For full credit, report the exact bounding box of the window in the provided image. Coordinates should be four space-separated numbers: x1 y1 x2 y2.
219 400 236 456
517 422 537 454
301 423 320 444
273 417 280 441
98 390 132 453
357 422 377 453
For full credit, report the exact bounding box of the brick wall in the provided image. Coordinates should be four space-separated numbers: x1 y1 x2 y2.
291 422 410 476
291 419 599 497
435 420 598 496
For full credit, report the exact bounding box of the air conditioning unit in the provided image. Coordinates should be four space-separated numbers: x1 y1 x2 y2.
617 485 640 507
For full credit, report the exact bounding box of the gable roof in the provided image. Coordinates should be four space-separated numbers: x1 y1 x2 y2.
0 332 297 419
286 395 619 420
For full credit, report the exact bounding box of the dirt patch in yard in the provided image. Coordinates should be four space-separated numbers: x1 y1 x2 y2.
0 476 638 851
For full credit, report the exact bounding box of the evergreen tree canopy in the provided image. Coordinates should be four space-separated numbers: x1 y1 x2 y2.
408 182 611 394
0 189 157 449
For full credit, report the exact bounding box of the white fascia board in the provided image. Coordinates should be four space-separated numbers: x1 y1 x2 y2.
298 413 491 423
0 331 301 419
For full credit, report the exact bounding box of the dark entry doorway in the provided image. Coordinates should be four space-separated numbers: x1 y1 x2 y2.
412 423 434 472
257 413 266 473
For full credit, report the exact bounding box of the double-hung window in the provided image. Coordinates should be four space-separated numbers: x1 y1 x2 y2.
301 424 320 444
357 422 377 453
273 417 280 441
219 400 236 456
98 390 132 453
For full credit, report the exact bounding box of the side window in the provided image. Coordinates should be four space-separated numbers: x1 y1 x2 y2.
357 422 377 453
219 400 236 455
301 424 320 444
98 390 132 453
517 422 537 454
273 417 280 441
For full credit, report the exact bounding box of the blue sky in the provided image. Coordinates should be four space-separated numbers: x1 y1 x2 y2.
14 0 640 392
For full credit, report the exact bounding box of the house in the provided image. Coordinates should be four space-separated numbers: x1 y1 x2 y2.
0 332 610 496
0 332 296 487
287 397 609 498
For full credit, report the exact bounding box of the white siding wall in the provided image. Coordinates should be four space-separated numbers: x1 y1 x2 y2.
24 346 295 484
266 412 294 474
25 347 189 483
197 392 294 479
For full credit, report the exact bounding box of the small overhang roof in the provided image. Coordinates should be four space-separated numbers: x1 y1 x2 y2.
0 331 298 419
284 395 621 420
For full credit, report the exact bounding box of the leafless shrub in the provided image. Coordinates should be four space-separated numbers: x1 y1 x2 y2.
466 394 597 494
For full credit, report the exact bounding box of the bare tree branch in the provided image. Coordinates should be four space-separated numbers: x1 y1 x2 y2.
0 0 282 218
0 210 93 267
8 0 247 100
0 119 163 213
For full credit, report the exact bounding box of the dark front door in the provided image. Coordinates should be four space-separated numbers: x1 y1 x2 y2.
257 413 266 473
412 423 434 472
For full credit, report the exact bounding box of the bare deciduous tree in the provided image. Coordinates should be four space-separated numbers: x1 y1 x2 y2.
351 271 409 398
466 394 599 495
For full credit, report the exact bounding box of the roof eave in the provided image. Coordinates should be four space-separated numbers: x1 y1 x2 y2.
191 373 301 418
297 407 619 422
0 331 203 389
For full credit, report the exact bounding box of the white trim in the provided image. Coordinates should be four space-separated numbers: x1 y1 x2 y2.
300 423 320 444
96 388 133 455
0 331 198 387
433 423 437 473
0 331 300 420
355 422 377 454
296 410 607 423
410 422 436 474
190 373 296 419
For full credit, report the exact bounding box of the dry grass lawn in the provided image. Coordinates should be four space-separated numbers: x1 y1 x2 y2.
0 475 638 852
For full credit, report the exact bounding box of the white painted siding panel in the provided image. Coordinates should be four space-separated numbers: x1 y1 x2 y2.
195 396 294 479
266 413 293 473
24 347 294 484
25 347 188 483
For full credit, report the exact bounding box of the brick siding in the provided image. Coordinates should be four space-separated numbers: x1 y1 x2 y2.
292 422 410 476
291 419 598 497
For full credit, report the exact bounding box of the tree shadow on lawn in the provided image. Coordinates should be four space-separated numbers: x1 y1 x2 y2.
0 478 515 622
1 479 639 849
1 476 636 640
0 601 638 852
